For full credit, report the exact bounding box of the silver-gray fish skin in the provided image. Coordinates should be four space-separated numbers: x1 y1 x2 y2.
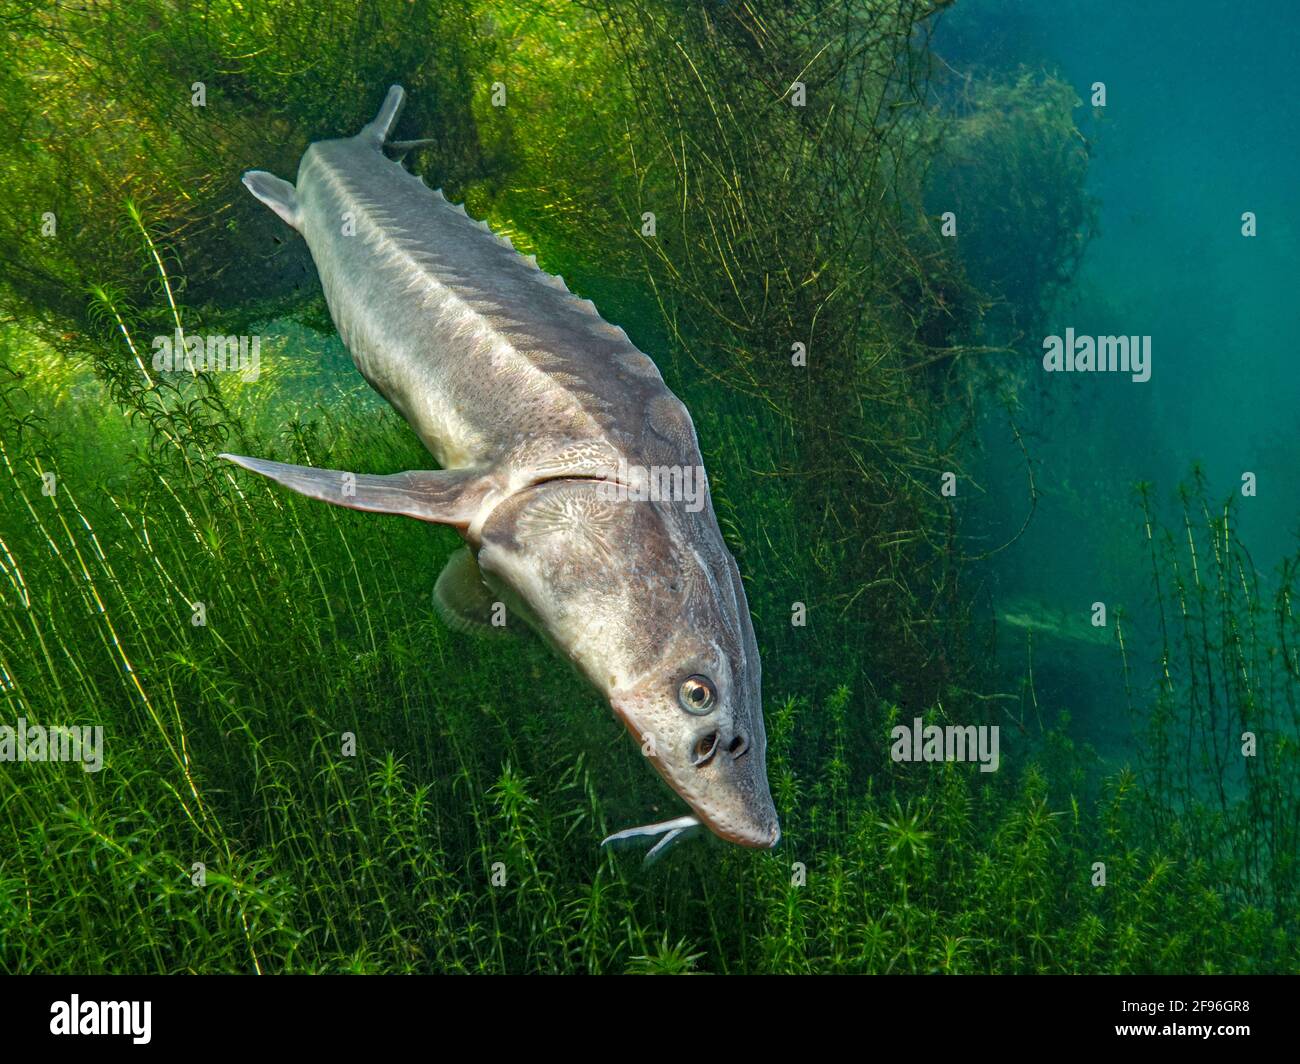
228 86 779 851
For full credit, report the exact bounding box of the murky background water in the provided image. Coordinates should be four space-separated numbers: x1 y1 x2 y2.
940 0 1299 765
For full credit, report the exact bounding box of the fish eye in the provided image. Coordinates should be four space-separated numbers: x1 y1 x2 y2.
678 674 716 715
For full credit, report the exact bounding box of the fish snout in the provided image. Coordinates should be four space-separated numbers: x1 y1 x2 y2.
612 694 781 850
684 728 782 849
721 810 781 849
705 718 782 847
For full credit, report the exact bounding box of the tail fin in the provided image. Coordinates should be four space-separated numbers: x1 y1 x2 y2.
360 84 406 149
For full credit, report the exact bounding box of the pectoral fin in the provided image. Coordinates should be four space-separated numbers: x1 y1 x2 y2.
242 171 301 231
433 547 511 634
220 453 494 529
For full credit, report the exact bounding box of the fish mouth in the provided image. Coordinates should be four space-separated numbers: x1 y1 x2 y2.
609 698 781 851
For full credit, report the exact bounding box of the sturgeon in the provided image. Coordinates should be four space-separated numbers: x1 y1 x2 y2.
227 86 780 852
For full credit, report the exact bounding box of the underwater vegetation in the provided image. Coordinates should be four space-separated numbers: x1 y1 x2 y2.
928 69 1097 338
0 0 1294 973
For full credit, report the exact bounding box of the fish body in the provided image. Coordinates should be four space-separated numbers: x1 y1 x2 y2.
229 86 780 850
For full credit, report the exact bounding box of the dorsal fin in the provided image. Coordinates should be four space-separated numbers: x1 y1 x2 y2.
359 85 406 149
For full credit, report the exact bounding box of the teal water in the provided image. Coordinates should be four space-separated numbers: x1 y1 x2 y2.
938 0 1300 761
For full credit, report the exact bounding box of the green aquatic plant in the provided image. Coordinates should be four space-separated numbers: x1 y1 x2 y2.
928 69 1097 339
626 934 707 975
1124 474 1300 928
0 0 493 330
0 347 1294 972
